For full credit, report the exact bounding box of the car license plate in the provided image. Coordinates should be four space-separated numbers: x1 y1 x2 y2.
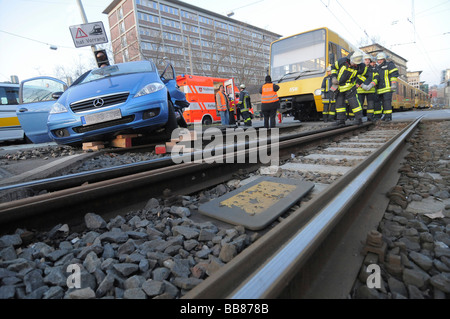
81 109 122 126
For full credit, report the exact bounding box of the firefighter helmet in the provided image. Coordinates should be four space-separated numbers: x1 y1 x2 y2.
240 84 246 89
376 52 387 60
350 51 363 65
363 54 375 62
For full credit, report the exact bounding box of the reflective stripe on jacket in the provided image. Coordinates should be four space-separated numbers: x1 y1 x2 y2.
376 61 399 94
216 91 228 111
261 83 279 103
331 58 369 93
321 76 336 103
238 90 252 112
357 66 379 94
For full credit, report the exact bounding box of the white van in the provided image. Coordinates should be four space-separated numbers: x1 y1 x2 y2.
0 82 24 143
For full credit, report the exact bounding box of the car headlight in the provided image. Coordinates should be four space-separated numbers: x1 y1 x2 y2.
135 82 165 97
314 89 322 96
50 102 68 114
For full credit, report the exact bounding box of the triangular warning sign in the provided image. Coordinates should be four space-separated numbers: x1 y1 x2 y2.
76 28 88 39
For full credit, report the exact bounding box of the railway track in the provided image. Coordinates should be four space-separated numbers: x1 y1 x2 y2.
0 118 423 299
0 122 370 233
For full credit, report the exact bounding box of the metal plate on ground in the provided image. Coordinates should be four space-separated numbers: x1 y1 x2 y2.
198 177 314 230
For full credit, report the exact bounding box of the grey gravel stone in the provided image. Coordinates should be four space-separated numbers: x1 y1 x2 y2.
123 288 146 299
0 234 22 248
142 280 165 296
84 213 107 230
68 287 96 299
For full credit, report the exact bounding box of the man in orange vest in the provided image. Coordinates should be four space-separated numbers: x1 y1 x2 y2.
259 75 280 128
216 84 229 126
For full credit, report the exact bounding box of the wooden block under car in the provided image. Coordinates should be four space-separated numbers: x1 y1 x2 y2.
111 137 132 148
82 142 105 151
110 134 142 148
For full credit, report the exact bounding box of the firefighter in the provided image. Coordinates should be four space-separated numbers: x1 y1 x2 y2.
215 84 229 125
369 57 383 120
228 92 236 126
357 54 379 122
321 66 336 122
376 52 399 122
330 51 369 126
237 84 253 126
259 75 280 129
234 93 242 125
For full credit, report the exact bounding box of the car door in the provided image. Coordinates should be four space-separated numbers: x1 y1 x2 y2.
18 77 67 144
160 63 188 106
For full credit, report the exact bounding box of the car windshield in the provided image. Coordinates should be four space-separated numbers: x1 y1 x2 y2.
79 62 155 85
270 29 326 82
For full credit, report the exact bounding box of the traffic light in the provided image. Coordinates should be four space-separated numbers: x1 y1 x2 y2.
94 49 110 68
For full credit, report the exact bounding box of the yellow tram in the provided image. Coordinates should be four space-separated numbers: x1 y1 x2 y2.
269 27 430 120
269 27 356 121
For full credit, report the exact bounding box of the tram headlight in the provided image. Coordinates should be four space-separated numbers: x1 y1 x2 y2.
314 89 322 96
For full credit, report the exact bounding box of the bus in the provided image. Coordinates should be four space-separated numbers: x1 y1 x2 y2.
0 82 24 143
269 27 356 121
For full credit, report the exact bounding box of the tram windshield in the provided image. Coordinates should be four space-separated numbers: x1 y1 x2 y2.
270 28 326 82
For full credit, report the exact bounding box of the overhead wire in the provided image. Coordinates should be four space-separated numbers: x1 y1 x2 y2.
319 0 361 44
335 0 371 40
0 29 78 50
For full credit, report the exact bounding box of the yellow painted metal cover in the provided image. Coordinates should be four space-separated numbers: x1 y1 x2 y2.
199 177 314 230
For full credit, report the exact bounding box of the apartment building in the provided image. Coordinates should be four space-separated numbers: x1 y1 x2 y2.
103 0 281 86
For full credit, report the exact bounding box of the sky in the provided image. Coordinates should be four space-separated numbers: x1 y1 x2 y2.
0 0 449 86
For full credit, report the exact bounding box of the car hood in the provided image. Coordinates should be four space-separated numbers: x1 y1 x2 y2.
60 73 163 105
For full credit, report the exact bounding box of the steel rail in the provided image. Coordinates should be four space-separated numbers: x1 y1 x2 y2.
183 117 422 299
0 123 361 193
0 123 367 234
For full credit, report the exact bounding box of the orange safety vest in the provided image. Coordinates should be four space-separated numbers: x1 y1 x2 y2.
216 91 228 111
261 83 279 104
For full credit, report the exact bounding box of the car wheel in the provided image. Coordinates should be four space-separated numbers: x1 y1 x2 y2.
162 99 178 141
202 116 212 126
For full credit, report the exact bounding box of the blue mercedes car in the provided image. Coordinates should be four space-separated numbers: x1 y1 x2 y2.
17 61 188 146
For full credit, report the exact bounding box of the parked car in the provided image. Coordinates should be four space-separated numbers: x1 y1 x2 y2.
17 60 188 146
0 82 25 143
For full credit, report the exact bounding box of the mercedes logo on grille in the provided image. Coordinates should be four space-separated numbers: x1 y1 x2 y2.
93 98 105 108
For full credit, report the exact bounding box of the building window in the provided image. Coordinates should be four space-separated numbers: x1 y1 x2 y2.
160 4 179 16
121 35 127 48
137 0 158 10
138 12 159 24
181 10 197 21
199 16 213 25
161 18 180 29
119 21 125 34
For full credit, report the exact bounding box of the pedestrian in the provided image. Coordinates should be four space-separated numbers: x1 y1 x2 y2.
237 84 253 126
321 66 336 122
259 75 280 128
215 84 229 126
376 52 399 122
357 54 379 122
330 51 370 126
